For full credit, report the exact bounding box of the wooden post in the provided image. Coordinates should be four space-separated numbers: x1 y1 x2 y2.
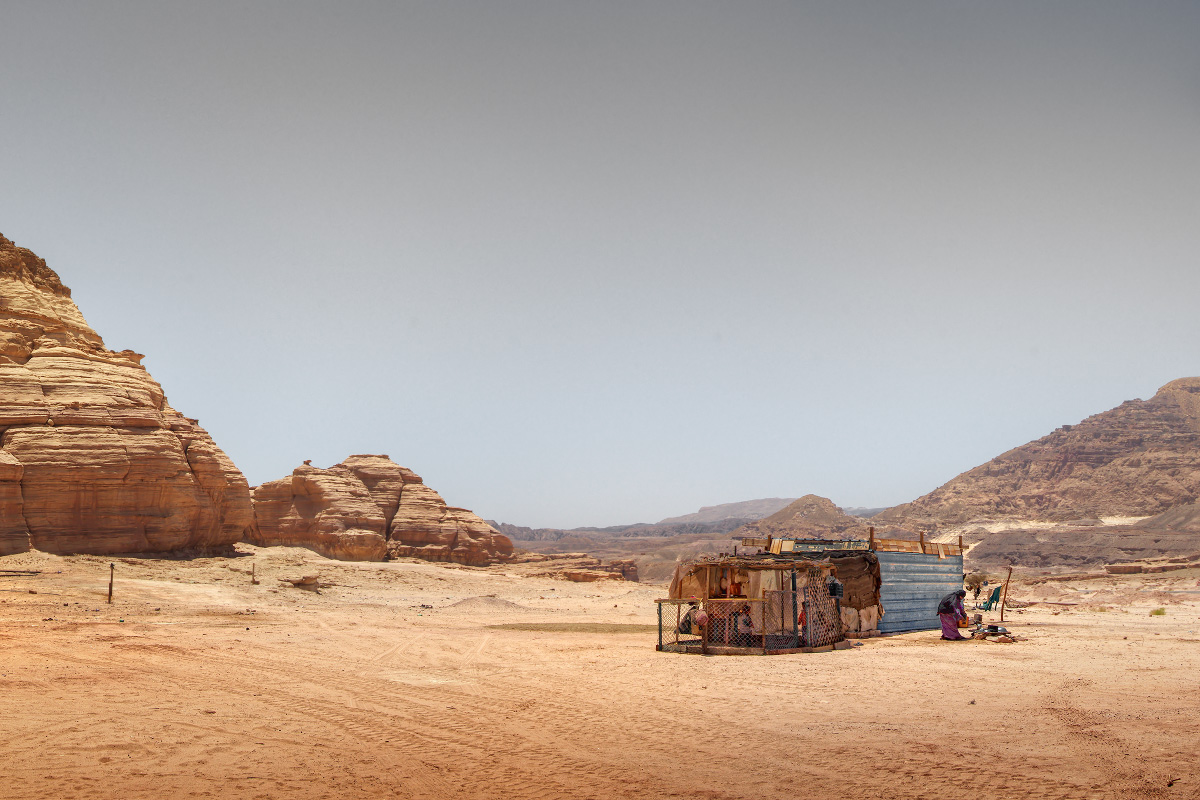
1000 566 1013 623
251 563 258 585
919 531 926 554
868 527 876 550
958 535 964 554
724 597 731 646
107 563 114 604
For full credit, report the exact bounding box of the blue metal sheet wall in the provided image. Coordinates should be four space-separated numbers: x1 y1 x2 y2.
875 551 964 633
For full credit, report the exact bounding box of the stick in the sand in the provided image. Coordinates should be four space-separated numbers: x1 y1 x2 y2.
108 563 114 604
252 563 258 585
1000 566 1013 622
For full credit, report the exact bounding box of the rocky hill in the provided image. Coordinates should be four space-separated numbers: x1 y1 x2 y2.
877 378 1200 532
732 495 872 540
250 455 512 565
0 232 253 555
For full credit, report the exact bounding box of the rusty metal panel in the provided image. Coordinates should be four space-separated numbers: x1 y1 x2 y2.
876 551 964 633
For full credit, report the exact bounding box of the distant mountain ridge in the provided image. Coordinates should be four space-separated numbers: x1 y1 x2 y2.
656 498 796 526
488 497 809 581
488 518 751 543
489 497 800 542
732 495 873 541
498 379 1200 574
876 377 1200 531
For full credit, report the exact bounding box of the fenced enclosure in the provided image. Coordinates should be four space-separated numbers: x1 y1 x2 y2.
657 567 844 655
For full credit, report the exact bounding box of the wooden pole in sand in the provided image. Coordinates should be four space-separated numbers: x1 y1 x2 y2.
1000 566 1013 623
251 563 258 585
107 563 114 604
868 527 876 551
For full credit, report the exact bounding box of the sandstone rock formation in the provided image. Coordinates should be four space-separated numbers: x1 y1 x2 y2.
876 378 1200 532
249 455 513 565
0 233 254 555
248 463 389 561
732 495 871 541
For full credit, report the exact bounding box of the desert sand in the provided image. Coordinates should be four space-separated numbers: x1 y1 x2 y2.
2 548 1198 800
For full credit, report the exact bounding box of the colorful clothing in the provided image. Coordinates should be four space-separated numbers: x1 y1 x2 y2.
937 591 967 640
939 612 965 639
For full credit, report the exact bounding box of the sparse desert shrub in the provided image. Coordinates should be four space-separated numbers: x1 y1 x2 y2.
1149 607 1166 616
964 572 991 590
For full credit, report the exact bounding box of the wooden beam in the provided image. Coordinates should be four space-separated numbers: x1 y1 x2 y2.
1000 566 1013 623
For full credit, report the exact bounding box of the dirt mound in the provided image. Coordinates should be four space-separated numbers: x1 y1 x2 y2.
443 596 533 613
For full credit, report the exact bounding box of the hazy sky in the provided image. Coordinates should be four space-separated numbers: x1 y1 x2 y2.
2 2 1197 527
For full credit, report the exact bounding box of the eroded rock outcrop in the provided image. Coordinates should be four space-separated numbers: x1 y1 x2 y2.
248 463 389 561
0 233 254 555
249 455 512 565
877 378 1200 532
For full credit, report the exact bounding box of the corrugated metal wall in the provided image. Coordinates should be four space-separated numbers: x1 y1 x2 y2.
875 551 964 633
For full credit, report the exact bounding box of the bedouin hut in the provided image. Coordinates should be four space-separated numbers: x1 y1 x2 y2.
657 547 883 655
657 533 965 654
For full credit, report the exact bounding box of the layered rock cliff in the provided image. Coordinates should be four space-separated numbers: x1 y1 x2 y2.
249 455 513 565
0 233 254 555
877 378 1200 532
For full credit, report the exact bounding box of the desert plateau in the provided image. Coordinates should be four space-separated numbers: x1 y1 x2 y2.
3 547 1199 800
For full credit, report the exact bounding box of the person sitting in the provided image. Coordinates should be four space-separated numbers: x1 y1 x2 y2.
678 602 701 635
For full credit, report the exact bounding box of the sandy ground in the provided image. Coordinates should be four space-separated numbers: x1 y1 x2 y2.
2 547 1199 800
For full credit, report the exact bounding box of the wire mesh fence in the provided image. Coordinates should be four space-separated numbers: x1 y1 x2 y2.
657 566 845 654
801 570 844 648
656 599 704 651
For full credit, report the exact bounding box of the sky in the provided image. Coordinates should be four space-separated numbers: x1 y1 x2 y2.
1 2 1198 528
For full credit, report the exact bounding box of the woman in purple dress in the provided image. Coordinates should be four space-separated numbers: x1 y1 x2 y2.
937 590 968 640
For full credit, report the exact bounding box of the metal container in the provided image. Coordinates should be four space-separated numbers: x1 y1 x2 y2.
875 550 964 633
